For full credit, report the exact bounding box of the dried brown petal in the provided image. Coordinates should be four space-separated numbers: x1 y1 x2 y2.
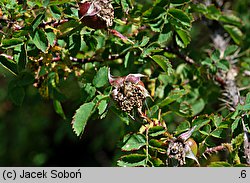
78 0 114 29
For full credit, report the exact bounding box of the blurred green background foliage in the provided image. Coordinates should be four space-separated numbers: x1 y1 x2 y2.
0 0 250 166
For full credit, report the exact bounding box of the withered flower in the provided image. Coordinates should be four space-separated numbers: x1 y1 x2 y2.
242 121 250 165
108 69 151 118
167 126 199 166
78 0 114 29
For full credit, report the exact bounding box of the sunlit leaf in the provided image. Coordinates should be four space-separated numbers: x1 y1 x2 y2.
149 157 164 167
49 5 61 20
170 0 190 5
97 98 109 115
219 14 242 27
31 13 45 30
93 66 109 88
224 45 239 57
122 134 146 151
175 29 191 48
30 29 49 53
140 36 150 47
117 154 147 167
168 8 191 27
0 56 17 75
223 25 243 45
72 102 96 136
2 38 24 49
82 83 96 103
148 126 167 137
232 117 240 133
175 121 190 135
53 100 66 119
158 88 188 107
192 116 210 130
151 55 173 74
211 128 227 138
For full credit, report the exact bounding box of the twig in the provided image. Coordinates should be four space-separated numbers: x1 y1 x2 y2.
166 47 199 67
39 19 69 28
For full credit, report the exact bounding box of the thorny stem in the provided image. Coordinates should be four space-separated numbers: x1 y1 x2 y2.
202 143 231 159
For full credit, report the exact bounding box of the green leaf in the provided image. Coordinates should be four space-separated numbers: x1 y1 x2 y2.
149 139 166 151
93 67 109 88
142 45 164 57
97 99 109 115
190 98 205 116
211 128 227 138
82 83 96 102
158 88 187 107
246 92 250 104
149 157 164 167
124 51 133 68
219 14 242 27
117 154 147 167
147 6 166 20
208 161 231 167
158 24 173 46
18 44 27 72
140 36 150 47
199 124 211 136
224 45 239 57
243 104 250 111
170 0 190 5
168 8 191 27
0 56 17 75
206 5 221 20
122 134 146 151
43 0 50 7
175 29 191 48
53 100 66 119
110 106 130 125
49 5 61 20
210 114 223 128
31 13 45 30
72 102 96 136
17 72 34 86
223 25 243 45
68 33 81 56
216 59 229 71
148 18 165 32
151 55 173 74
58 20 81 38
2 38 24 49
31 29 49 53
120 0 130 13
148 126 166 137
192 116 210 130
46 28 56 46
49 0 70 5
232 117 240 133
175 121 190 135
231 134 244 150
191 3 207 14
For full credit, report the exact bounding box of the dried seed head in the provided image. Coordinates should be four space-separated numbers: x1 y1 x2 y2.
167 127 199 166
167 140 186 166
108 69 151 116
78 0 114 29
112 81 146 113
